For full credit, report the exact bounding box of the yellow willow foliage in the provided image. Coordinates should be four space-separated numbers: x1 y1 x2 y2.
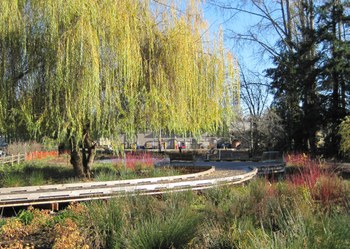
0 0 240 142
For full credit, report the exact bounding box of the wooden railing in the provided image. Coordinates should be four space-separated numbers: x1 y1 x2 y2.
0 154 26 165
0 151 59 166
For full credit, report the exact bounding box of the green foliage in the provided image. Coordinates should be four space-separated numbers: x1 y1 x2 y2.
339 116 350 153
93 170 118 181
192 178 350 249
78 192 202 249
81 199 124 249
27 171 45 186
0 173 24 187
0 161 77 187
128 209 201 249
146 167 181 178
0 0 239 143
17 210 35 225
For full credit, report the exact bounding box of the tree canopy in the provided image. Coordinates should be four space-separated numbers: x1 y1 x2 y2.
0 0 239 142
0 0 239 176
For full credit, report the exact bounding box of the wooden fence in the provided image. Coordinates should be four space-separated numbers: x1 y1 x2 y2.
0 154 26 165
0 151 59 166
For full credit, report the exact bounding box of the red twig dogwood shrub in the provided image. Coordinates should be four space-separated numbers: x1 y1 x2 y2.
123 152 154 170
286 153 346 209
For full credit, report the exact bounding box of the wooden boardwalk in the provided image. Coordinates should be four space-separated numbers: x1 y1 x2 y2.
0 151 287 213
0 165 257 212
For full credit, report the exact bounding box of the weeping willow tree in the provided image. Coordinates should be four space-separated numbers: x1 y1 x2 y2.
0 0 240 177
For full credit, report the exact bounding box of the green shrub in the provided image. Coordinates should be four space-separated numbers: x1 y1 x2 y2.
1 173 25 187
28 171 45 186
93 170 118 181
18 209 35 225
244 210 350 249
82 199 124 249
127 209 201 249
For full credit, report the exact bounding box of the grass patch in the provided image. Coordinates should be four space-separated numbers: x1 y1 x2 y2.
0 157 182 187
128 209 201 249
0 161 76 187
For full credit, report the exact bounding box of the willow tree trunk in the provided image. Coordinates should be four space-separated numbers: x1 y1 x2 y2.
70 148 85 178
70 131 96 178
82 133 97 179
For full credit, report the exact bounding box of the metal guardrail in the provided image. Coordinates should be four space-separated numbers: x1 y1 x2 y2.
0 154 25 165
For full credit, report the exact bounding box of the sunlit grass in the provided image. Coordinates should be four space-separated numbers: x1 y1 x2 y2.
0 155 181 187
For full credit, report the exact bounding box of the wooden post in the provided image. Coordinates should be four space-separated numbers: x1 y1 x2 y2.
12 154 14 166
17 154 20 164
51 202 59 212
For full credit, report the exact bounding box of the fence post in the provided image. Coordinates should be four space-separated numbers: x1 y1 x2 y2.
17 154 20 164
12 154 14 166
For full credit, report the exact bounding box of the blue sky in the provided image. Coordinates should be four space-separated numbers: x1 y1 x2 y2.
201 1 277 113
202 1 276 75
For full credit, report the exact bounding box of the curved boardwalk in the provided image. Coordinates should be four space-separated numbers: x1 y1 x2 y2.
0 161 258 211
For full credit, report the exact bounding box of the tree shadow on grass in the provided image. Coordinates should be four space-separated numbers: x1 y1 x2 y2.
0 164 77 187
24 165 77 183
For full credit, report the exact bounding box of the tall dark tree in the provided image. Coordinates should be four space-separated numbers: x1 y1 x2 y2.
317 0 350 155
268 0 321 154
269 0 350 155
267 51 304 151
